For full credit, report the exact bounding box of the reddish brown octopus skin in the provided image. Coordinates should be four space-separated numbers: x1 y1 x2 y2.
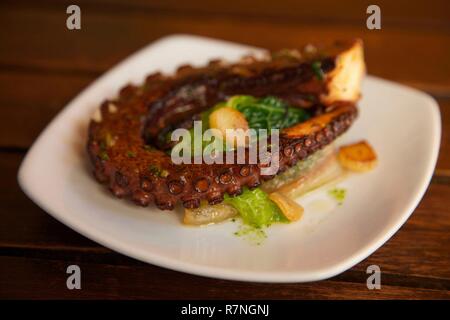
87 42 359 210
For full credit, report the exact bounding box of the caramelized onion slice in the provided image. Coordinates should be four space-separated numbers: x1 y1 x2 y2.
272 150 344 199
183 202 238 226
269 192 304 222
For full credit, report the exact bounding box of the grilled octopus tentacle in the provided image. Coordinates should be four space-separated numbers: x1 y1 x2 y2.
87 40 363 210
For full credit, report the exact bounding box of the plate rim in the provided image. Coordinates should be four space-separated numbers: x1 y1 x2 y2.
17 34 442 283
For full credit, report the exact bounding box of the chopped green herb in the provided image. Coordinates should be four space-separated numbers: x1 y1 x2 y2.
143 145 154 152
148 164 169 178
99 151 109 161
233 225 268 245
328 187 347 205
311 61 324 81
126 151 136 158
148 164 161 176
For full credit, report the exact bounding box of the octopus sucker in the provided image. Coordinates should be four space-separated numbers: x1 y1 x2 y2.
87 39 365 210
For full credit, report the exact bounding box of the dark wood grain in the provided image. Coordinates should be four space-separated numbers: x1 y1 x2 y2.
89 0 450 27
8 0 450 27
1 0 449 299
1 256 449 299
0 71 93 148
436 102 450 176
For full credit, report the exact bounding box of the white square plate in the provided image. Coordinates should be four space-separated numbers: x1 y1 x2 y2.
18 35 441 282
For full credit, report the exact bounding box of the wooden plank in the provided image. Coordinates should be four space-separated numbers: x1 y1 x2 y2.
0 71 93 148
0 5 449 95
436 102 450 175
1 151 450 282
353 228 450 280
2 243 449 291
1 256 449 299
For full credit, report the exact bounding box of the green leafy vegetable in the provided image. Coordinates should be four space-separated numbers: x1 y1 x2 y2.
227 95 310 131
311 61 324 81
224 188 288 228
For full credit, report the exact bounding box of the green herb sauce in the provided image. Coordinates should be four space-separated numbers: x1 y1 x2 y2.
233 224 268 246
328 187 347 205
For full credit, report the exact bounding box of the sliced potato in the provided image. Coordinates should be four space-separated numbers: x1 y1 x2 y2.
269 192 304 222
338 140 377 172
209 107 249 147
183 202 238 226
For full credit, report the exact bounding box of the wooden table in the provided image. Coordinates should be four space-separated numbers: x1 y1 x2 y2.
1 0 449 299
